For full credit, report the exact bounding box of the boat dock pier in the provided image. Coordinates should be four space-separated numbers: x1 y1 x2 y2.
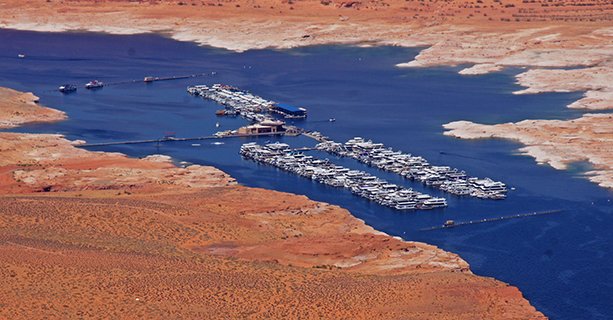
420 210 563 231
240 142 448 211
53 72 215 93
79 132 285 147
105 73 212 87
187 84 307 121
301 131 329 142
315 137 508 200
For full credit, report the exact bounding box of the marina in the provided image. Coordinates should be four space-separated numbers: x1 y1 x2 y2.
6 29 610 320
240 142 448 211
315 137 507 199
184 84 507 200
188 84 307 122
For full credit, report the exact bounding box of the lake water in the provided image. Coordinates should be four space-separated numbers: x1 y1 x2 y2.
1 29 611 319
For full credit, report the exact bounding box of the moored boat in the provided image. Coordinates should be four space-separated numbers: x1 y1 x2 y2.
58 84 77 93
240 142 446 212
85 80 104 89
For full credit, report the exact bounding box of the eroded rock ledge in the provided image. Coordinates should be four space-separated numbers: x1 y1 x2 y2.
444 114 613 189
1 0 611 113
0 88 545 318
0 87 66 129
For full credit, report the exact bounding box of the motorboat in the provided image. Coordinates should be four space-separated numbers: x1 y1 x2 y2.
85 80 104 89
58 84 77 93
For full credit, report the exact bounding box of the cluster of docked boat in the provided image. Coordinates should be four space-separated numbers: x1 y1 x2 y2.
240 142 448 211
316 137 507 200
187 84 273 122
58 80 104 93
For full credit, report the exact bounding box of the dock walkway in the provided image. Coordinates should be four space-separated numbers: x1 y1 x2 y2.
49 72 214 93
106 73 210 86
420 210 562 231
80 132 285 147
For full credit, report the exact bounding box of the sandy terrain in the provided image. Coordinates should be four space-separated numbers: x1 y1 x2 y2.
0 89 546 318
0 0 610 315
0 87 66 129
444 113 613 189
0 133 235 194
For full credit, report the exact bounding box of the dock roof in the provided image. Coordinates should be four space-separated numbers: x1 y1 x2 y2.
275 103 303 113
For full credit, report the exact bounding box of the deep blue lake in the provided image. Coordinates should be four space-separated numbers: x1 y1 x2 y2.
1 29 611 319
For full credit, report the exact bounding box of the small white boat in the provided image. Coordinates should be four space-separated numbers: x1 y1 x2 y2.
85 80 104 89
212 142 225 145
191 143 201 147
18 54 25 59
215 122 220 128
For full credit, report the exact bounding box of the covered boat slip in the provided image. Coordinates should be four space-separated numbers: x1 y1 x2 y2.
272 103 307 118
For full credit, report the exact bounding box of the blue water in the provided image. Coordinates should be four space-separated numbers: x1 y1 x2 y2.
2 29 611 319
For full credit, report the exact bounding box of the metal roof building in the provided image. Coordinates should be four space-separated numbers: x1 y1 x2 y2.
273 103 307 117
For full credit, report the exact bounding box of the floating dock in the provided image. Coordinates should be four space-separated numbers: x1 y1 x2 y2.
53 72 215 93
420 210 563 231
240 142 448 211
79 132 285 147
271 103 307 119
316 137 508 200
105 73 212 86
188 84 307 121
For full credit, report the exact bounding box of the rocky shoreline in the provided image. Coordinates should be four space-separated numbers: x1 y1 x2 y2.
1 1 611 192
1 1 611 113
3 1 611 315
0 87 66 129
0 89 546 318
443 114 613 190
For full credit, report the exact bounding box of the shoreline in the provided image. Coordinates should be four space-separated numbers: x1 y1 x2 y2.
0 87 66 129
0 4 611 188
1 1 611 315
5 23 611 189
443 114 613 190
0 87 546 318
